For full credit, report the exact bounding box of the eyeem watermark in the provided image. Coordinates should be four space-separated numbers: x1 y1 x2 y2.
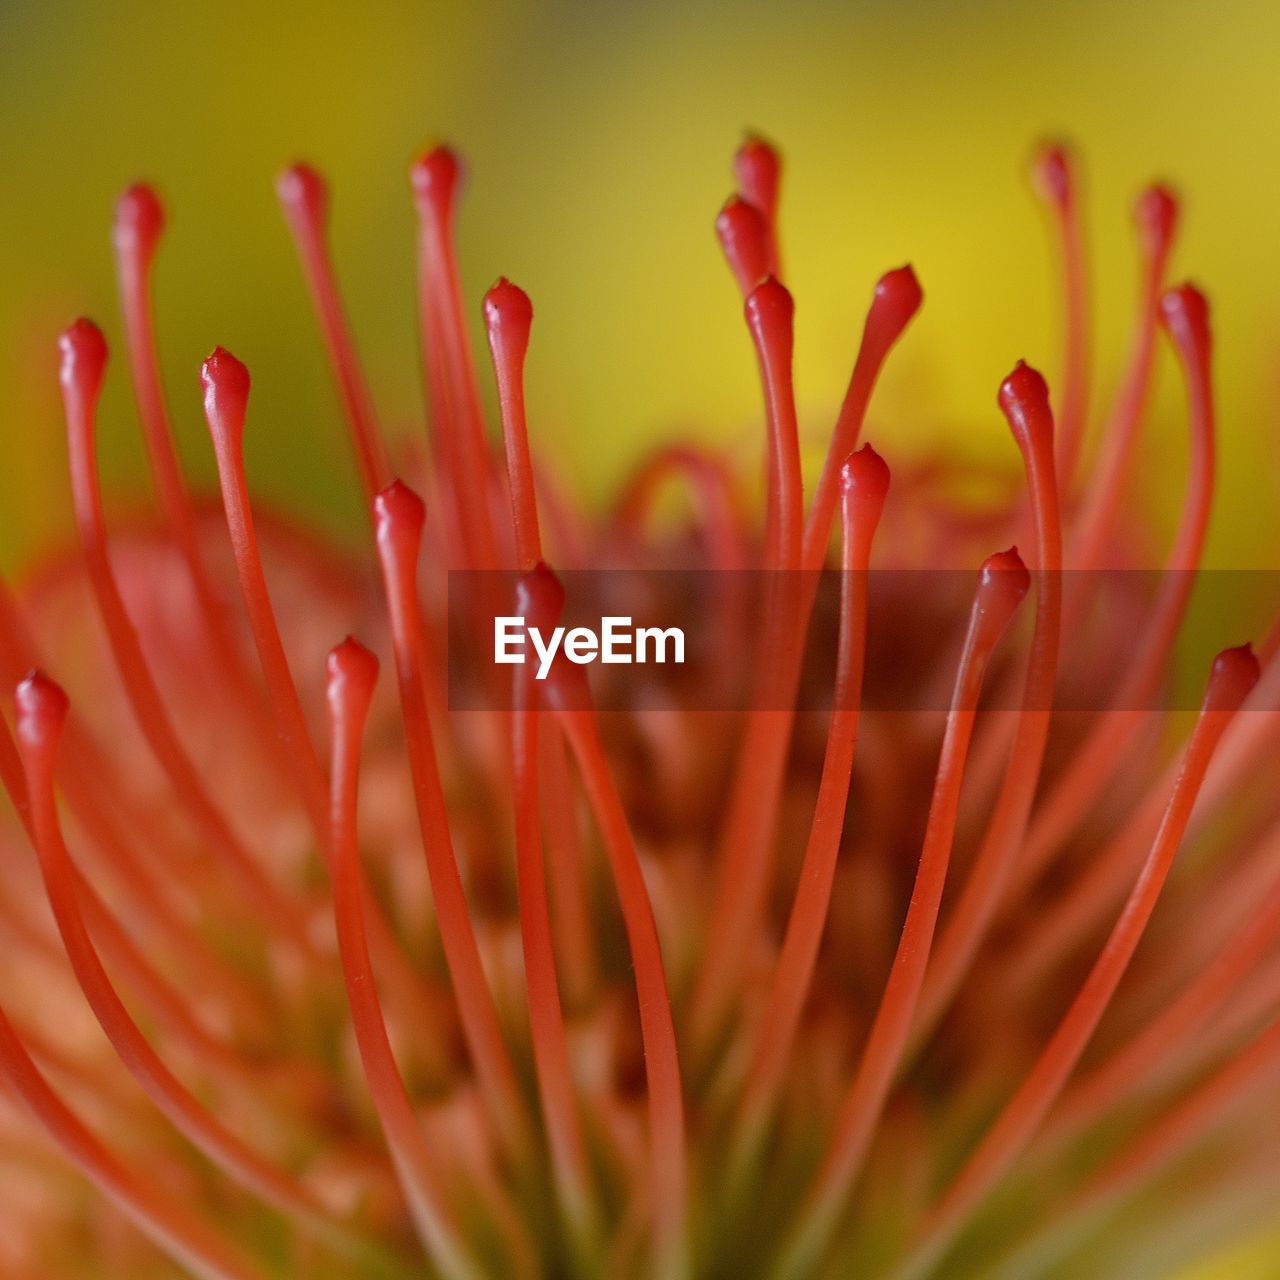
494 615 686 680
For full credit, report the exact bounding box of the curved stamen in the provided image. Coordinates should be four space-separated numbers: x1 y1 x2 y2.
899 645 1260 1280
277 164 391 503
774 547 1030 1276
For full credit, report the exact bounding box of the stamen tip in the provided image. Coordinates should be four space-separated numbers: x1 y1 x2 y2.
744 275 793 337
200 347 250 445
734 133 782 213
276 163 327 219
326 636 380 720
1205 643 1260 714
483 277 533 351
1029 141 1075 210
997 360 1054 454
112 183 164 257
373 478 426 557
873 264 924 330
1135 184 1179 257
715 195 770 297
976 546 1032 626
515 560 566 631
839 442 891 507
58 318 108 398
1159 283 1210 358
409 145 463 219
15 670 70 754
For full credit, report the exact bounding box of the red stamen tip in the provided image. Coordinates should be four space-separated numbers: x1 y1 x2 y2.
200 347 251 449
974 546 1032 638
1030 142 1075 211
1135 184 1179 260
997 360 1054 456
326 636 380 724
373 478 426 565
1203 643 1261 714
483 277 533 360
868 264 924 349
112 184 165 259
716 196 770 297
276 163 328 222
744 276 794 351
733 133 781 219
839 442 891 510
1159 283 1210 362
14 670 70 756
409 145 463 222
515 561 566 633
58 318 108 403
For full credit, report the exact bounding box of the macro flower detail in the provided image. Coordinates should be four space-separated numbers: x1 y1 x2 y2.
0 135 1276 1280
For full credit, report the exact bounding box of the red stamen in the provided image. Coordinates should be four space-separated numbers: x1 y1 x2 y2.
541 602 688 1273
373 479 531 1162
733 134 782 277
539 719 600 1010
912 361 1062 1043
0 709 268 1081
13 671 344 1241
715 196 771 298
1030 143 1088 486
325 639 489 1280
276 164 391 502
802 265 923 572
409 146 499 570
483 278 542 569
0 1003 263 1280
778 549 1030 1274
730 445 889 1167
1005 282 1215 901
745 276 803 572
1040 819 1280 1159
201 346 443 1020
509 568 599 1250
1070 183 1179 570
687 277 805 1061
58 321 314 951
112 185 295 789
903 645 1260 1279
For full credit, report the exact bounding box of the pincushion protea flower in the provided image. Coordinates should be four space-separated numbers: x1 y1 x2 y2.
0 133 1277 1280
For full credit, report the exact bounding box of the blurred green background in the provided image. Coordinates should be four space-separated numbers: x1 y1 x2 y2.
2 0 1279 577
0 2 1278 1275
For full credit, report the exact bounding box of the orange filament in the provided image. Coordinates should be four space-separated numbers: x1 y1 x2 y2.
1030 143 1089 487
57 320 315 951
277 164 391 502
373 479 532 1163
539 600 687 1274
410 146 500 571
324 638 489 1280
484 277 543 570
729 444 890 1168
687 277 803 1061
732 134 782 278
112 185 295 788
901 645 1261 1280
0 1003 263 1280
802 266 923 572
13 671 350 1246
775 548 1031 1275
912 361 1063 1043
509 570 600 1254
1005 282 1216 905
1070 183 1179 570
